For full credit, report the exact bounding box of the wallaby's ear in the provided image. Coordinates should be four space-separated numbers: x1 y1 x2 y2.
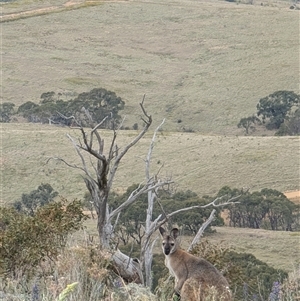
170 228 179 239
159 226 166 236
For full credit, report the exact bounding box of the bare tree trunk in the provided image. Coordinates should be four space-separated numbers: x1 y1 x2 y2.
84 177 111 248
51 100 170 284
140 119 166 288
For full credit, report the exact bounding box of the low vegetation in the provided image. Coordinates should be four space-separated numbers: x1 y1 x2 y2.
0 199 87 279
1 200 299 301
1 183 299 300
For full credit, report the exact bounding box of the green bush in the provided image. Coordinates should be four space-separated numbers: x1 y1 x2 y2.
191 240 288 300
0 199 87 279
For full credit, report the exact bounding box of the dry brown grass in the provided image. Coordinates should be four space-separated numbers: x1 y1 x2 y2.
1 0 299 134
1 122 299 204
208 226 300 273
2 0 298 202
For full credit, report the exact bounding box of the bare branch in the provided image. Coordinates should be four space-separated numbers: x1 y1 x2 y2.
145 119 165 180
164 194 241 219
107 97 153 188
187 209 216 252
66 133 93 178
46 157 85 173
148 193 242 237
91 116 109 133
140 95 151 123
108 179 172 221
112 212 121 233
56 111 81 127
108 130 117 162
81 107 93 124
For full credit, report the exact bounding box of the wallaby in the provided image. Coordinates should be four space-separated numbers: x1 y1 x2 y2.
159 227 232 301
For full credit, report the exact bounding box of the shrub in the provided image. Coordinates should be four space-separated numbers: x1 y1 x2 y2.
191 240 288 300
13 183 58 216
0 199 87 280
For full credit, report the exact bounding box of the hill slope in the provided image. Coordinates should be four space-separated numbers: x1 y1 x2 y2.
1 123 298 204
1 0 299 134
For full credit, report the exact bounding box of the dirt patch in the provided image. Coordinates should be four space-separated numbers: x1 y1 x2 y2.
0 0 132 22
284 190 300 204
0 0 97 22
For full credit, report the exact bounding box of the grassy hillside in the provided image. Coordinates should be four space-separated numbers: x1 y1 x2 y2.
1 122 299 204
1 0 299 134
209 226 299 273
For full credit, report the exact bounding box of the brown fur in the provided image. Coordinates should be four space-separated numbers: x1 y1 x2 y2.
159 227 232 301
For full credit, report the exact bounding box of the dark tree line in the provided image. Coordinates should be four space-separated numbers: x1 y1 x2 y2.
222 187 299 231
0 88 125 129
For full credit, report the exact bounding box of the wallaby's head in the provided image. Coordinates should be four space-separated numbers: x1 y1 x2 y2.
159 227 180 255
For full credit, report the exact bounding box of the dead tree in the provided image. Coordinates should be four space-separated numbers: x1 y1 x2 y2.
54 100 172 248
50 99 173 283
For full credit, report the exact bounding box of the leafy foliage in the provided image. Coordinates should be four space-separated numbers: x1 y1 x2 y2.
13 183 58 216
15 88 125 128
227 252 287 300
256 91 299 130
0 102 15 122
238 90 299 135
276 108 300 136
0 199 87 279
17 101 39 119
237 115 261 135
224 187 299 230
110 186 224 246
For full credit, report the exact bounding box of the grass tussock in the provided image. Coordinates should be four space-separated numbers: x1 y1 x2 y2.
1 244 157 301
